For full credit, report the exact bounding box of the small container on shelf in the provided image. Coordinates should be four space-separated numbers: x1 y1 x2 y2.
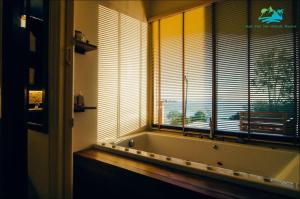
74 30 97 54
74 92 96 112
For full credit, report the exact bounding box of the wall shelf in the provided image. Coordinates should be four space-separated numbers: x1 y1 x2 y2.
75 40 97 54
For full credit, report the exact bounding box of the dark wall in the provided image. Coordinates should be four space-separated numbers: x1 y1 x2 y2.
0 0 28 197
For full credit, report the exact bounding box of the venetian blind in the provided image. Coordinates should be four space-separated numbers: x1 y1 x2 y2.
152 8 213 130
216 0 299 137
152 14 183 127
216 0 248 133
249 0 297 136
97 5 147 141
185 7 212 130
152 0 299 141
161 14 183 127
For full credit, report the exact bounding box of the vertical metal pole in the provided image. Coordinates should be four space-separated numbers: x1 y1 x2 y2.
117 12 121 137
139 22 142 128
211 3 216 138
149 22 153 128
182 12 185 132
292 0 299 144
247 0 251 139
298 0 300 143
158 20 161 129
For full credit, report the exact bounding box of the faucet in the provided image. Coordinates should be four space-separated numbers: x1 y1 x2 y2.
209 117 214 139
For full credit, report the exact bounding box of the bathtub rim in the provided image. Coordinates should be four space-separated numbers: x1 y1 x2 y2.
108 130 300 153
95 131 300 198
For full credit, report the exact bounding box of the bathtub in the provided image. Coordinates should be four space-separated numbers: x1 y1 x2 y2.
95 131 300 198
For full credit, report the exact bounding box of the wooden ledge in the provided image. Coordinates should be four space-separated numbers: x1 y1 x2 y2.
75 149 289 199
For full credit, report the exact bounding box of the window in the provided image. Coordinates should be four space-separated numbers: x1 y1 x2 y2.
97 5 147 141
160 14 183 127
185 8 212 130
249 0 297 138
216 0 248 133
152 6 212 130
152 0 299 143
216 0 298 139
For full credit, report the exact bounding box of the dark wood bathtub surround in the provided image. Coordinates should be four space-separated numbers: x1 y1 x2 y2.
74 149 293 199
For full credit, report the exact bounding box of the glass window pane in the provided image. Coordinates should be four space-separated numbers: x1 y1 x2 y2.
250 0 296 136
160 14 183 127
216 0 248 133
185 6 212 129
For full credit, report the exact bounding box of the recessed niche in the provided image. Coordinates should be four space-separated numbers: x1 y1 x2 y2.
29 31 36 52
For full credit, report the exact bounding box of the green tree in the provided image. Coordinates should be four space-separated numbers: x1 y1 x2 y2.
167 111 183 125
191 111 207 122
251 48 294 112
229 112 240 120
252 101 294 117
167 110 206 125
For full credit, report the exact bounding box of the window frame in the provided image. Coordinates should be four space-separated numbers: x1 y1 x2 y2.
151 0 300 145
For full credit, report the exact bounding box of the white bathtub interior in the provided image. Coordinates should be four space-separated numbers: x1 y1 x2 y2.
96 131 300 197
115 132 299 184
